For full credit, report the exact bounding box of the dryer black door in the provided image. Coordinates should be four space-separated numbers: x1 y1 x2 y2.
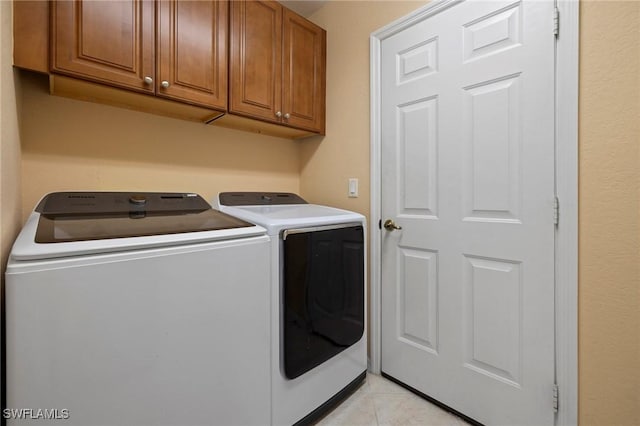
282 225 364 379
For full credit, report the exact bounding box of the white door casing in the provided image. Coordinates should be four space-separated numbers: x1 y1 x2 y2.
376 1 561 424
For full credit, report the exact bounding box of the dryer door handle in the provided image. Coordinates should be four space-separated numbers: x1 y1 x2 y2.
281 223 363 240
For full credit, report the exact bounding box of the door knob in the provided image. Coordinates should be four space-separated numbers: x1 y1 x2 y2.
383 219 402 231
161 80 170 89
284 113 290 119
143 76 153 85
275 111 282 118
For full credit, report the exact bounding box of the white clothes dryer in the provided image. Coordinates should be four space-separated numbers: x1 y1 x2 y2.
215 192 367 426
6 192 271 426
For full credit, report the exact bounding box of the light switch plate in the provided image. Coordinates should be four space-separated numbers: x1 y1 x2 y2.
348 178 358 198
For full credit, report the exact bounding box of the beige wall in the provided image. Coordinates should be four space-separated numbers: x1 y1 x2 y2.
579 1 640 425
302 1 640 425
1 0 23 404
20 72 301 217
0 0 22 263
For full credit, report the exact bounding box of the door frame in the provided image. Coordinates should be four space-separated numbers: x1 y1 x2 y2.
368 1 579 425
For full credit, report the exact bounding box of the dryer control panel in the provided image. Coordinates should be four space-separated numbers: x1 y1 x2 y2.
219 192 307 206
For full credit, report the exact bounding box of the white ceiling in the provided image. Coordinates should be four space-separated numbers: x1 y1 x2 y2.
278 0 328 17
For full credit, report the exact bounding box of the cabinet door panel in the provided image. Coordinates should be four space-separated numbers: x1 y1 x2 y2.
157 0 227 110
230 0 282 122
282 10 326 134
52 0 154 93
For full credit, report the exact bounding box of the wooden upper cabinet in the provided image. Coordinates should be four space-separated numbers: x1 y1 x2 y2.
21 0 323 136
14 1 49 73
230 0 326 134
282 9 326 134
229 0 282 123
51 0 227 110
51 0 155 93
157 0 228 110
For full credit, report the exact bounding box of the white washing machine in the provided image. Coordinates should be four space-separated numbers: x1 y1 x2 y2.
215 192 367 426
6 192 271 426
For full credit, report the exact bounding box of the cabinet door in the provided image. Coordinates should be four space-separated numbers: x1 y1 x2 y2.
229 0 282 123
282 10 326 134
52 0 155 93
157 0 227 110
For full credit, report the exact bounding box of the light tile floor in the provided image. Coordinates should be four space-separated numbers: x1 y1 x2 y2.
314 374 470 426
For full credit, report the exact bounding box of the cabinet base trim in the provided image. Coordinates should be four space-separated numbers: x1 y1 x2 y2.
49 74 224 123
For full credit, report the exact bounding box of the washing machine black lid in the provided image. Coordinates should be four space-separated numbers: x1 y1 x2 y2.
35 192 254 243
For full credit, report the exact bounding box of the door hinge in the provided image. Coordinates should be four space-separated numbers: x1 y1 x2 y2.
553 196 559 226
553 7 560 37
553 384 559 412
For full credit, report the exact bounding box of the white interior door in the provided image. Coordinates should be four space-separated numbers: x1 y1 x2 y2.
380 1 556 425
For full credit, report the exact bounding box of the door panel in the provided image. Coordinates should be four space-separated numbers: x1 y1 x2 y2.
397 97 438 217
463 75 522 222
52 0 154 93
381 1 555 424
282 9 326 133
157 0 227 109
398 248 438 352
229 0 282 122
464 255 522 385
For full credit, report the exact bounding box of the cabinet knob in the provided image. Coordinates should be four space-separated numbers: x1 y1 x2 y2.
275 111 282 118
284 113 290 120
161 81 170 89
143 76 153 85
